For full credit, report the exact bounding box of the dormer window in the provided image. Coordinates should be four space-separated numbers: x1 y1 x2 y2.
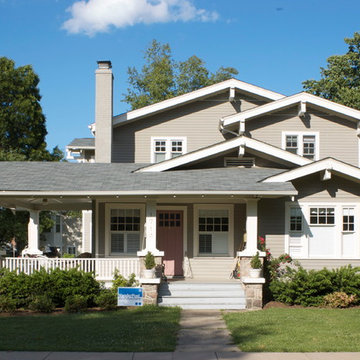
151 137 187 163
283 132 319 160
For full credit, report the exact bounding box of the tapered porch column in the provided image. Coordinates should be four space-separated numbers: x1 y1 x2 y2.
237 199 265 257
23 210 43 256
137 200 164 256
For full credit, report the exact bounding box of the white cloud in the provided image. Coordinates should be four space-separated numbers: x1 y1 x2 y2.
62 0 219 36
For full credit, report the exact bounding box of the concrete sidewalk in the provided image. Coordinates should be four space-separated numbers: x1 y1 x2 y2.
0 351 360 359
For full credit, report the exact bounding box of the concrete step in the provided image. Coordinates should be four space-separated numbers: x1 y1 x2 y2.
158 281 246 310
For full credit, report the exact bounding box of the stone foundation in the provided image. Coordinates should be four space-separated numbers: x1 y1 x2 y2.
243 282 264 310
142 283 159 305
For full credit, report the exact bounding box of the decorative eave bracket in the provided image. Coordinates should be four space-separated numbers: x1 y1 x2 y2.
321 168 332 181
298 101 307 119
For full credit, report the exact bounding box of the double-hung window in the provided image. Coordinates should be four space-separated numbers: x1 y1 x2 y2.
283 132 318 160
110 209 141 254
152 137 186 163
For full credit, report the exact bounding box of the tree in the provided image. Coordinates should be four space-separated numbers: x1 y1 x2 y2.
0 57 63 251
0 57 62 161
124 40 239 110
303 32 360 110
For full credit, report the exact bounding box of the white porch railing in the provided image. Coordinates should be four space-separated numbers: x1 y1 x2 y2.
1 257 140 281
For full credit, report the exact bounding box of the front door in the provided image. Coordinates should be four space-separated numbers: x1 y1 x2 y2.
157 211 183 276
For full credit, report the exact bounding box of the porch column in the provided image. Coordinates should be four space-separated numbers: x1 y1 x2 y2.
137 200 164 256
23 210 43 256
237 199 265 257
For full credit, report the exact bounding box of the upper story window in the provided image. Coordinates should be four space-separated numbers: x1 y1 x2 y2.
55 215 61 233
151 137 187 163
283 132 319 160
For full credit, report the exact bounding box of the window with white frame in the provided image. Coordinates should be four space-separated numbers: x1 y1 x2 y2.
67 246 76 255
152 137 186 163
283 133 318 160
55 215 61 233
198 209 229 254
290 207 302 231
110 209 140 254
310 207 335 225
343 208 355 232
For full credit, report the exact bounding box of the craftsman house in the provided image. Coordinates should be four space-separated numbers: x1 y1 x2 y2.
2 60 360 297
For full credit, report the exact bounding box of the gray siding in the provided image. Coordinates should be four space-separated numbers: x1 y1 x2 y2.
298 259 360 270
294 174 360 201
246 106 358 166
258 198 286 257
112 93 264 163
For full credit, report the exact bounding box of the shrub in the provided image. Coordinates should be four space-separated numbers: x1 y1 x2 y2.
0 295 17 313
250 252 262 269
144 251 156 269
28 295 55 313
323 291 357 308
269 265 360 307
62 253 75 258
64 295 88 313
96 289 117 310
111 271 138 293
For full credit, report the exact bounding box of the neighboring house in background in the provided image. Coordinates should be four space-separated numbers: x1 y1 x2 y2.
1 60 360 281
41 212 90 256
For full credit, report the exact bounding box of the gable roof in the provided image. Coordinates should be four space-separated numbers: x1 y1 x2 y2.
263 158 360 183
111 79 285 128
67 138 95 149
136 135 312 172
221 92 360 128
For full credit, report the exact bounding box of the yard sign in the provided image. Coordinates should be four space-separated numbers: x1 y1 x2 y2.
118 287 143 306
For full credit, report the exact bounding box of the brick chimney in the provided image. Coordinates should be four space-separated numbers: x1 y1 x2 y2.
95 60 113 163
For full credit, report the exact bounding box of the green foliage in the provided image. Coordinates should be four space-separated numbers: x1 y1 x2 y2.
62 253 75 258
64 294 87 313
124 40 238 110
96 289 117 310
0 267 101 308
0 295 17 313
303 32 360 110
0 209 28 251
323 291 357 308
144 251 156 269
269 265 360 307
111 270 138 293
250 252 262 269
28 294 55 313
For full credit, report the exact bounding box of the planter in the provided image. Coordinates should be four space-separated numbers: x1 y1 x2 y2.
249 268 261 278
143 268 155 279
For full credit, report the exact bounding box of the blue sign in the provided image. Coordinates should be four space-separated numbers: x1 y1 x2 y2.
118 287 143 306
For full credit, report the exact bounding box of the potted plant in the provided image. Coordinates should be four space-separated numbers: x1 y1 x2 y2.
249 251 262 278
143 251 156 279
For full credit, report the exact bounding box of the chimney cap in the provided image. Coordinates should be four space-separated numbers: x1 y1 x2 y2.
97 60 112 69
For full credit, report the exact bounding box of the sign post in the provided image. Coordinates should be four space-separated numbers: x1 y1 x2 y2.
117 287 143 307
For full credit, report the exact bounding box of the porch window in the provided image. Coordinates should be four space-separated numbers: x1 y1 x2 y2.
310 207 335 225
110 209 140 254
55 215 61 233
198 209 228 254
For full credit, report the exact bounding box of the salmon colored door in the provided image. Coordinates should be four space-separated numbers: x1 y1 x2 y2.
157 211 183 276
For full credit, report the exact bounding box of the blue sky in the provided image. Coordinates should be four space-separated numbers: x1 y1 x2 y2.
0 0 359 153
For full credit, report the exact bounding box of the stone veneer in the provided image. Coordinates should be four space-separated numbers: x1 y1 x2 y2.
141 283 159 305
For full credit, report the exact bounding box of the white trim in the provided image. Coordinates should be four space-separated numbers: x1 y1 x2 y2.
150 136 187 163
222 92 360 128
193 204 234 257
281 131 320 161
157 205 188 259
264 158 360 183
285 201 360 259
104 203 145 257
111 79 285 128
137 135 311 173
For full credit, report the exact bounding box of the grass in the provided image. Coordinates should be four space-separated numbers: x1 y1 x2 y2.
223 308 360 352
0 305 181 352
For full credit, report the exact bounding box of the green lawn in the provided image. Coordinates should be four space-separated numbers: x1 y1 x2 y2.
223 308 360 352
0 306 181 352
